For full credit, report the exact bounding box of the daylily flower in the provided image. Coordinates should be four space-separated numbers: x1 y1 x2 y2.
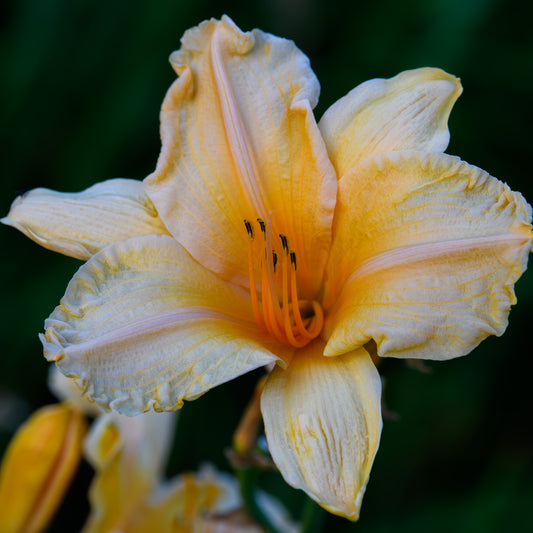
3 15 532 520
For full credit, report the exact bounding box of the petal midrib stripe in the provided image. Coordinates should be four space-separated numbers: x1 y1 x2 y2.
55 307 242 355
347 233 530 284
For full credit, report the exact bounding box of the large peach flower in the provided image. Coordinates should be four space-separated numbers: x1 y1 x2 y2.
3 16 531 520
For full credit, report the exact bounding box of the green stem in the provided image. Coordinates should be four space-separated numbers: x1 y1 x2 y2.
301 497 326 533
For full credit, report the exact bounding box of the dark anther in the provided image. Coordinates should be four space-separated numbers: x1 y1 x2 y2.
257 218 266 234
244 220 254 238
272 251 278 272
279 234 289 253
290 251 297 269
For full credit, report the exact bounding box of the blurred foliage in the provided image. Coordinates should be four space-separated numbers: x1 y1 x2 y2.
1 0 532 531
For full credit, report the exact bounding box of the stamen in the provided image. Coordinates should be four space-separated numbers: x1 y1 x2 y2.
280 234 289 253
272 251 278 273
245 221 266 332
245 218 323 348
263 213 283 326
290 256 317 340
307 301 324 337
261 252 285 342
290 251 297 269
280 246 308 347
244 219 254 239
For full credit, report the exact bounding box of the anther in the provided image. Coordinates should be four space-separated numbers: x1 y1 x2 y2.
257 218 266 234
290 251 297 269
279 234 289 253
244 219 254 239
272 251 278 272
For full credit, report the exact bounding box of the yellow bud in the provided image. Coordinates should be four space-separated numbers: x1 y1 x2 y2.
0 402 87 533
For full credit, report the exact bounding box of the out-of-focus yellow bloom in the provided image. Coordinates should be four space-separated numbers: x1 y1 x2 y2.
3 15 532 520
0 368 297 533
83 414 297 533
82 411 177 533
85 416 293 533
0 402 87 533
80 398 297 532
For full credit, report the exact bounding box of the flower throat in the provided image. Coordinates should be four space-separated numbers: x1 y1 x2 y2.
244 214 323 348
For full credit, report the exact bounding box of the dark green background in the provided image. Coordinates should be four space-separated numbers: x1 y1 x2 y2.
1 0 532 531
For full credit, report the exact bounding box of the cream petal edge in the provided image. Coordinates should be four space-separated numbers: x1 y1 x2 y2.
2 178 169 259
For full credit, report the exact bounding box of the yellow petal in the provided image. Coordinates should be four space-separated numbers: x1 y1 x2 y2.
82 411 177 533
319 68 462 177
83 415 121 469
159 466 298 533
145 16 337 297
117 465 260 533
0 403 87 533
42 235 284 415
93 411 176 478
1 179 169 260
156 466 241 533
261 341 382 521
324 151 532 359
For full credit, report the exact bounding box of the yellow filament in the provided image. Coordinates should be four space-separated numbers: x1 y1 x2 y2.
247 236 266 332
281 250 308 347
290 265 317 340
261 255 286 343
307 301 324 337
264 213 283 326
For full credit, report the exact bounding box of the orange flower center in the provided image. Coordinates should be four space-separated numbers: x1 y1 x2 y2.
245 214 323 348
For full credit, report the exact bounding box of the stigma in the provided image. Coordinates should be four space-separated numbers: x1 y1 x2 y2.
244 214 324 348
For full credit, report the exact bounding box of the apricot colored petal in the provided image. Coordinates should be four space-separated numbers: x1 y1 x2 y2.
261 342 382 521
0 403 87 533
41 235 283 415
1 179 169 260
319 68 462 177
324 151 532 359
82 411 177 533
144 16 336 296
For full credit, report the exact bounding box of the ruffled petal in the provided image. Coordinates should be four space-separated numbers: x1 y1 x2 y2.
144 16 336 296
323 151 532 359
261 341 382 520
42 235 284 415
319 68 461 178
0 403 87 533
48 365 102 417
1 179 169 259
